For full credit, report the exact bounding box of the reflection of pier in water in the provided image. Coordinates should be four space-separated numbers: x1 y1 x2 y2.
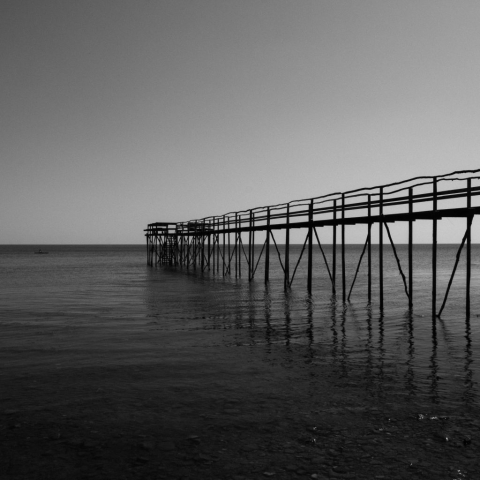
145 271 477 408
239 288 475 407
146 169 480 318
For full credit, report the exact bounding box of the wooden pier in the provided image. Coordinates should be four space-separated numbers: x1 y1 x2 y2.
145 169 480 318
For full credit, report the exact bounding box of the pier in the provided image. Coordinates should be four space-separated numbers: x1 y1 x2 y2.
145 169 480 318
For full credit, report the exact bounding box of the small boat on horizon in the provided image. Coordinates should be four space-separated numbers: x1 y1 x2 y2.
34 249 49 254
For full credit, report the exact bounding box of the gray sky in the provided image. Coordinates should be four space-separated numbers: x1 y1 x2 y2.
2 1 480 244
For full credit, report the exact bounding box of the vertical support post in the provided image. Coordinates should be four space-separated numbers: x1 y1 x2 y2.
265 207 270 284
342 194 346 303
238 214 242 278
235 213 238 279
379 187 384 312
285 204 290 289
432 177 437 318
223 215 226 276
467 178 472 319
217 218 220 273
193 232 197 271
368 195 372 304
146 235 150 265
307 200 313 294
212 223 216 274
201 225 205 272
332 199 337 295
249 210 253 281
228 216 231 275
207 222 211 271
251 212 256 279
408 187 413 311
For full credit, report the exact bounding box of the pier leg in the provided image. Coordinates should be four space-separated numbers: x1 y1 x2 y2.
333 200 337 296
341 194 346 304
249 211 253 280
238 215 242 278
307 200 313 294
368 195 372 304
409 188 413 310
235 214 238 278
217 218 220 274
207 228 211 271
265 208 270 284
432 178 437 318
201 231 205 271
467 178 471 319
223 215 226 276
228 219 231 275
285 205 290 289
379 187 384 312
251 212 255 280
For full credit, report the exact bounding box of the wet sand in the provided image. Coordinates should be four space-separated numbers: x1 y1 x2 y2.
1 319 479 479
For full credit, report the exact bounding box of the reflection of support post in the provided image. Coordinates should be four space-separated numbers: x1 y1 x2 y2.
285 204 290 289
432 177 437 318
379 187 384 312
307 200 313 294
367 195 372 304
265 208 270 284
467 178 471 319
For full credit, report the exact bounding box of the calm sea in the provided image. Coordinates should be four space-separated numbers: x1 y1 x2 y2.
1 244 479 409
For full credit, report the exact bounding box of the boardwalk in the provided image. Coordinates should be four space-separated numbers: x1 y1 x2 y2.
145 169 480 318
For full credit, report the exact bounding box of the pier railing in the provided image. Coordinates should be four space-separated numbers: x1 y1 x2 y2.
145 169 480 317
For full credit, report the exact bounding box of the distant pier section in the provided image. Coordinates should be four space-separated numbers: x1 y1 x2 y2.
145 169 480 318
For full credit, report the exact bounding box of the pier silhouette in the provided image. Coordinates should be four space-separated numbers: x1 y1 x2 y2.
145 169 480 318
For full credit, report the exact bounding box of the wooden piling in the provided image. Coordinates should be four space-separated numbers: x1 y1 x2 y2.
249 210 253 280
265 207 270 284
408 188 413 311
367 194 372 304
307 200 313 294
379 187 384 312
285 204 290 289
223 215 226 276
238 214 241 278
341 194 346 304
432 177 437 318
217 218 220 274
333 199 337 296
228 217 231 275
467 178 471 319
